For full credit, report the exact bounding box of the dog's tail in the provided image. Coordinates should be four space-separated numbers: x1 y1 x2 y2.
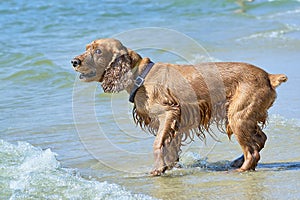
269 74 288 89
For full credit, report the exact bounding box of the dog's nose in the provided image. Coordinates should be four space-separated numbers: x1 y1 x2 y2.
71 59 81 68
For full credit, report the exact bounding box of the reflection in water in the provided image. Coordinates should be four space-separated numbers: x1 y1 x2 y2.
145 154 300 199
147 162 300 199
258 162 300 171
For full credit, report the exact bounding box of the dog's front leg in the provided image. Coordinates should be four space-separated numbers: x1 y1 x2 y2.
151 111 179 176
164 131 182 169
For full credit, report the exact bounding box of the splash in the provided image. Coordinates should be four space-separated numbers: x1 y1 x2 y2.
0 140 156 200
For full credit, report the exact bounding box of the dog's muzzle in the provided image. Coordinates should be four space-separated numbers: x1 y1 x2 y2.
71 58 81 68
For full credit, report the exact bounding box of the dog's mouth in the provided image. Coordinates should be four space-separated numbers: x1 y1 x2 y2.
78 71 96 81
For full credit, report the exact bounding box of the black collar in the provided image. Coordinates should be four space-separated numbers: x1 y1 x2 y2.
129 61 154 103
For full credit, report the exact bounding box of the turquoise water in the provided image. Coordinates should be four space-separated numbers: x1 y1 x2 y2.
1 0 300 199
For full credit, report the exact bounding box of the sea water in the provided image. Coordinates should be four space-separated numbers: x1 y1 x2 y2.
1 0 300 199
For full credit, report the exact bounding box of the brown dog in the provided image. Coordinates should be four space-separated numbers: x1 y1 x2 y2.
71 38 287 175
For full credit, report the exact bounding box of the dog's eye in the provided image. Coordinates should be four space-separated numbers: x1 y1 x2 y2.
95 49 102 54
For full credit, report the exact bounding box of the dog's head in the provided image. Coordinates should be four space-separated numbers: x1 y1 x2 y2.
71 38 141 92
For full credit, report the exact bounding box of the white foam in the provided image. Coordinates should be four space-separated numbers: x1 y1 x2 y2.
0 140 156 200
268 114 300 130
236 24 300 42
257 8 300 20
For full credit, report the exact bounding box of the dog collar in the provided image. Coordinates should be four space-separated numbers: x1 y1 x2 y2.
129 61 154 103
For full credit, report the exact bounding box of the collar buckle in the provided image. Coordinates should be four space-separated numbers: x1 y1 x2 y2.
134 76 145 87
129 61 154 103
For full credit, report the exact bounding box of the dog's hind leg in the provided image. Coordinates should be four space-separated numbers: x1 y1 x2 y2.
240 128 267 171
229 118 266 171
227 84 271 171
228 104 268 171
230 127 267 169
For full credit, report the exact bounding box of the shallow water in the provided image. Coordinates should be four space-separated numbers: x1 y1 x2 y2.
1 0 300 199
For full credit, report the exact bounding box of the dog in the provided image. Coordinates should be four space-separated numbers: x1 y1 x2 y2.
71 38 287 175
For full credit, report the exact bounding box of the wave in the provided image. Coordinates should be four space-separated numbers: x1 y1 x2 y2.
236 24 300 41
0 140 156 200
267 114 300 133
256 8 300 20
0 52 74 89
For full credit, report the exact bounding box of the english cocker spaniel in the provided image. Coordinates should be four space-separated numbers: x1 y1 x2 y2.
72 38 287 175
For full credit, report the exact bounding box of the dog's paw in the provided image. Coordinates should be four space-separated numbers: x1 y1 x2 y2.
150 166 167 176
150 169 162 176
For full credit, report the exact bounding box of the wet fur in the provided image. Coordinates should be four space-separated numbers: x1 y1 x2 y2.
102 54 133 93
72 38 287 175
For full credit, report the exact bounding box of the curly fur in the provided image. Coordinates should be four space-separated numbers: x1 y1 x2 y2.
72 38 287 176
101 54 133 93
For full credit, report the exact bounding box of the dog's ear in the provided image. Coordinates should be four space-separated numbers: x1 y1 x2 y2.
127 48 142 68
101 53 133 93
